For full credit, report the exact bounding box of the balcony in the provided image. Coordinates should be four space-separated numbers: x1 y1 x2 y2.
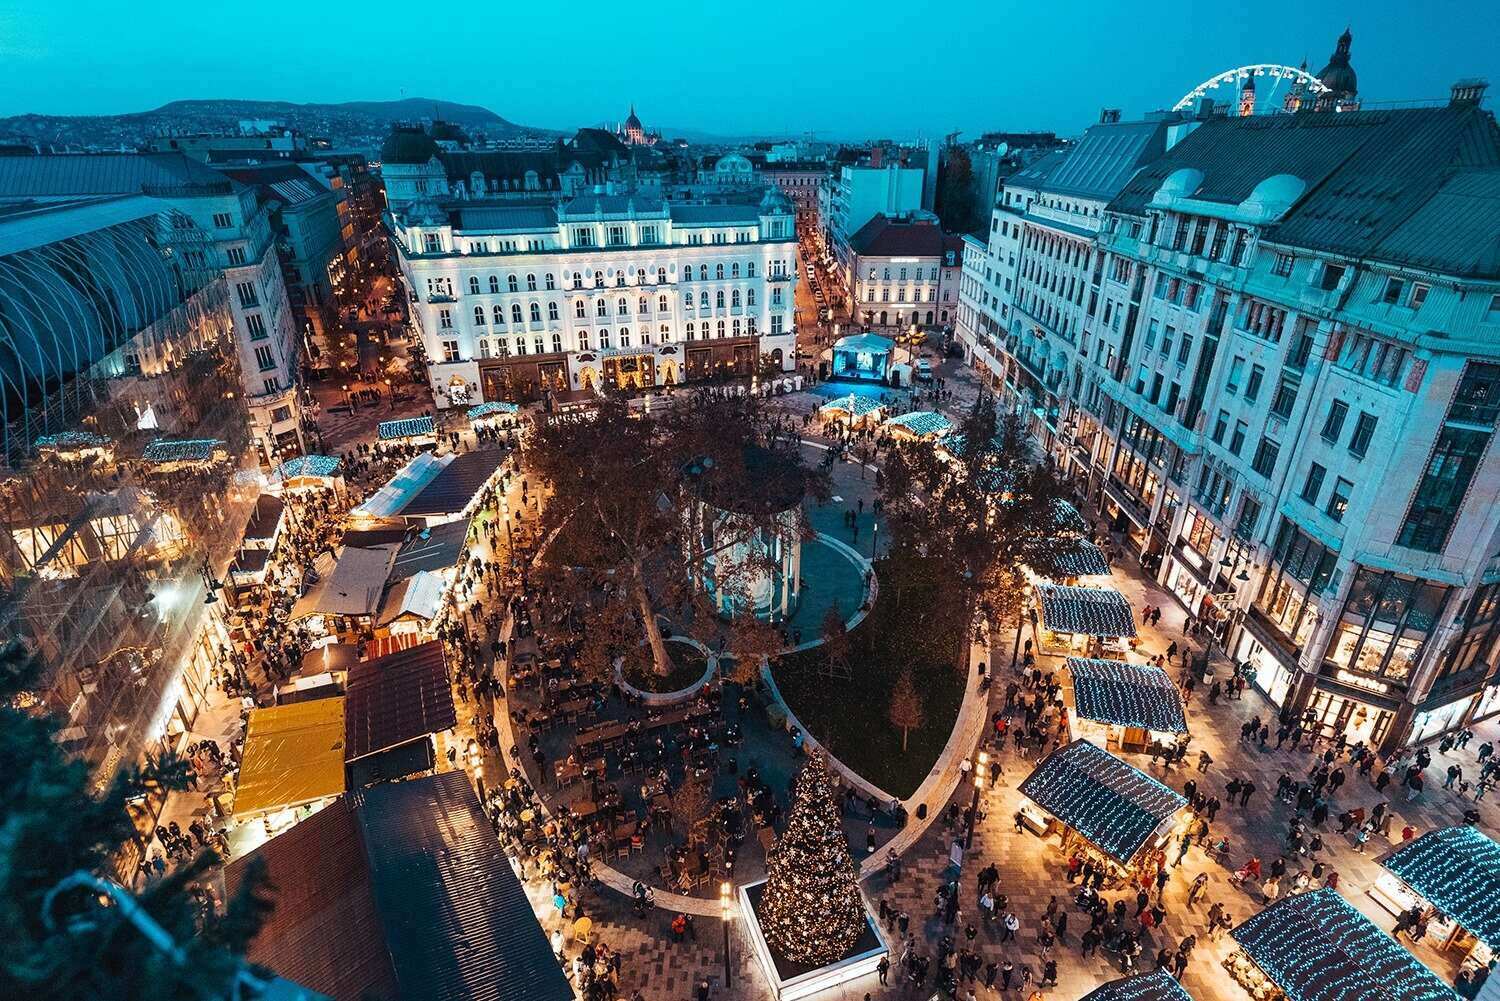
427 293 456 304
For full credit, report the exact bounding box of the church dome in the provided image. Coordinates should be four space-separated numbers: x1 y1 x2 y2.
381 126 439 165
624 105 644 131
759 186 793 214
1316 28 1358 96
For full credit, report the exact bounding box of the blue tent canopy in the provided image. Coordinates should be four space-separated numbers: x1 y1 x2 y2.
276 454 342 480
377 416 436 441
819 394 885 418
1380 826 1500 949
466 401 519 422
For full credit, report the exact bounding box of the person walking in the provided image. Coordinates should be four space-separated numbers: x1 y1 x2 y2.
1198 750 1213 774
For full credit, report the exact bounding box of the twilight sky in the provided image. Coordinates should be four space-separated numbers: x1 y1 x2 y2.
1 0 1496 139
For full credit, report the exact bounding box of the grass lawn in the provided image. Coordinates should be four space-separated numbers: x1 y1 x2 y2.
771 554 969 798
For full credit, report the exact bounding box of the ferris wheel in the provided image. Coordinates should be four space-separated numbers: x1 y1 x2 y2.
1174 64 1330 114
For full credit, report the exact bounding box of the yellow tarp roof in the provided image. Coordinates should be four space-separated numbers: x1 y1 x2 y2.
234 698 347 817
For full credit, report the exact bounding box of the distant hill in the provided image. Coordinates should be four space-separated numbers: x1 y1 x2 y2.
0 97 555 151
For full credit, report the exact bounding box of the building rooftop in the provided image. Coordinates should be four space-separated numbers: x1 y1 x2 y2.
0 151 238 201
344 640 455 761
1110 104 1500 278
848 214 953 258
1035 119 1171 202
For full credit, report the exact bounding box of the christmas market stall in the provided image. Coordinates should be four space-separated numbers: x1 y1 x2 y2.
1226 887 1456 1001
290 542 400 638
830 332 895 381
231 697 347 852
817 393 886 428
385 448 506 528
343 641 457 788
466 400 521 429
1048 538 1112 578
1373 826 1498 977
141 437 228 473
880 409 953 441
350 451 450 525
1018 739 1187 876
1065 658 1188 752
1081 969 1195 1001
273 454 345 497
1035 583 1137 656
376 415 436 448
224 771 571 1001
34 430 113 462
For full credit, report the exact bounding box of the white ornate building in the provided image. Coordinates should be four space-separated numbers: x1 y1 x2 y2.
387 188 799 405
954 88 1500 752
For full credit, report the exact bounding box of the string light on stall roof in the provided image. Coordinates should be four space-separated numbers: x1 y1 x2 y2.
1379 826 1500 950
1079 968 1194 1001
1038 583 1137 638
1230 888 1460 1001
1067 658 1188 734
1019 740 1186 865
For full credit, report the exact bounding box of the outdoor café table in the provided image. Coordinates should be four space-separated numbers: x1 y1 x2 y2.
555 760 583 786
612 820 637 844
570 800 599 823
554 698 592 718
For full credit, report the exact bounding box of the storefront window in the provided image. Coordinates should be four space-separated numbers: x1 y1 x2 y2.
1436 582 1500 685
1322 566 1450 686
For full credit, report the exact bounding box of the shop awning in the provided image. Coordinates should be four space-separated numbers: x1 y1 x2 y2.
1379 826 1500 950
344 641 455 761
1038 583 1136 638
818 394 884 418
882 410 952 437
1044 539 1111 577
1019 739 1186 865
1230 888 1455 1001
466 401 519 422
234 698 346 817
377 415 436 441
1067 658 1187 734
1081 970 1194 1001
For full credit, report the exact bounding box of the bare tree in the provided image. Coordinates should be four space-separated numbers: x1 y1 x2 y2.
819 602 851 679
887 668 925 752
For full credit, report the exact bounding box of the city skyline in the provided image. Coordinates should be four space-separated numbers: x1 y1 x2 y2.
2 0 1497 139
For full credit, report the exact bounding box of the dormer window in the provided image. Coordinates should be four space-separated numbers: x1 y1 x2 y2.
1381 276 1405 305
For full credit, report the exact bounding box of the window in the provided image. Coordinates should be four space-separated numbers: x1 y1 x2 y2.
657 267 667 284
1270 375 1299 419
577 331 590 351
253 345 276 372
1319 263 1345 292
1245 364 1264 402
552 333 563 353
245 313 267 340
489 275 500 293
1381 276 1405 304
1327 478 1353 522
439 308 453 329
607 226 625 246
1348 412 1377 458
658 294 669 312
1176 332 1193 365
442 339 459 362
746 289 756 307
548 302 559 321
1251 437 1279 477
575 300 587 319
507 274 519 293
1398 424 1489 552
1235 495 1262 541
716 291 725 309
1320 400 1348 442
1272 253 1294 277
469 276 480 295
596 299 608 318
1301 463 1326 503
422 233 441 253
226 245 246 266
526 274 537 291
1212 410 1229 444
262 377 281 394
1226 356 1244 394
1229 420 1248 457
573 228 594 247
715 264 725 280
211 212 233 228
529 303 541 323
473 305 486 326
1408 283 1430 309
493 304 504 325
1160 326 1174 357
236 281 259 308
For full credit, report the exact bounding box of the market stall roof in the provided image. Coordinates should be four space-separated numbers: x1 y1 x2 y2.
292 544 399 620
1038 583 1136 637
344 640 456 760
377 570 447 627
354 771 574 1001
227 771 569 1001
1081 970 1195 1001
299 642 361 676
1379 825 1500 950
242 493 285 543
1019 739 1186 865
1067 658 1187 734
466 400 520 421
882 410 953 437
36 430 110 452
275 454 342 480
1231 887 1456 1001
389 518 470 581
234 698 346 817
398 448 506 518
818 393 885 418
231 547 270 576
142 437 223 464
376 415 436 441
353 451 451 521
224 798 398 1001
1053 498 1089 534
1048 538 1111 577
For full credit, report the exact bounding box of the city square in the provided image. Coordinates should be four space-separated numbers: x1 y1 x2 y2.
1 7 1499 1001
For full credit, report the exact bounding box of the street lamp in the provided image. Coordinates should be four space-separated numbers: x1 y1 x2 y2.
965 751 989 849
719 881 733 988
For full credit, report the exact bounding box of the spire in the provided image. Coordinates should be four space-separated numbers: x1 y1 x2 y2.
1239 69 1257 117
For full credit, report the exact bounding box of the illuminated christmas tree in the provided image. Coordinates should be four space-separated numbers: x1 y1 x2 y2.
758 753 866 964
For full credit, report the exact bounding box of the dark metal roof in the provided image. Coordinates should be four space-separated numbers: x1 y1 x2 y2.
244 493 285 542
389 518 472 581
344 640 456 761
1038 119 1170 201
848 214 950 258
399 448 505 517
1231 888 1457 1001
1380 826 1500 950
1109 106 1500 279
1081 970 1195 1001
353 771 574 1001
225 798 400 1001
0 152 239 200
1066 658 1188 733
1020 739 1186 864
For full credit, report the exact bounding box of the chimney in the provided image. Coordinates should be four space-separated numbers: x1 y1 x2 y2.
869 146 883 168
1450 78 1489 107
1099 108 1122 124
